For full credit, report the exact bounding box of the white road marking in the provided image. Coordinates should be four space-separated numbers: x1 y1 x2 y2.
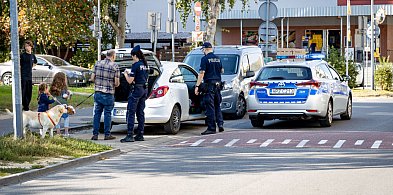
282 139 291 144
180 141 187 144
190 139 205 147
318 140 328 145
355 140 364 146
260 139 275 147
212 139 223 144
333 140 346 148
371 140 383 149
225 139 240 147
246 139 257 144
296 140 309 148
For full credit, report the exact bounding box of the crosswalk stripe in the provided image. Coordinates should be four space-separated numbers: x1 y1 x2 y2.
225 139 240 147
190 139 205 147
260 139 275 147
282 139 291 144
180 141 187 144
247 139 257 144
296 140 309 148
371 140 383 149
355 140 364 146
333 140 346 148
318 140 328 145
212 139 223 144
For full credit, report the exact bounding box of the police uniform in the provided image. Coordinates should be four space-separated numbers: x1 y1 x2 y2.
121 46 149 142
199 44 224 134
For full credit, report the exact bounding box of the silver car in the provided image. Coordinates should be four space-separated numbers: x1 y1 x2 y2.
0 55 91 86
247 60 352 127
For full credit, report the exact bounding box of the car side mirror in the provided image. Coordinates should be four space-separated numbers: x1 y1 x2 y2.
342 75 351 82
245 71 255 78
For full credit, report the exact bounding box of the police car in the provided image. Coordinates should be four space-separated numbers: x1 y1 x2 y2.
247 54 352 127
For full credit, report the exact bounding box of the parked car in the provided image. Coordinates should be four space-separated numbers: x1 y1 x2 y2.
247 59 352 127
0 55 91 86
99 48 205 134
183 45 264 119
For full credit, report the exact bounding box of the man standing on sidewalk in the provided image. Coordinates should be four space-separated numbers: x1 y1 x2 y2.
20 40 37 111
91 50 120 140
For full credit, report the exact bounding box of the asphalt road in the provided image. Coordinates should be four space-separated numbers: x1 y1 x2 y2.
1 97 393 194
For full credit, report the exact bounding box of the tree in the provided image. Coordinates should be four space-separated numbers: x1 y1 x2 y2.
100 0 127 48
177 0 251 44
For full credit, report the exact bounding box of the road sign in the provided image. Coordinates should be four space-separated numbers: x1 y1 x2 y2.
192 31 204 42
375 7 386 24
258 22 278 42
148 12 161 30
258 2 278 21
367 25 380 39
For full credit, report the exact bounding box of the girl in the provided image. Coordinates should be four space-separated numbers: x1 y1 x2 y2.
37 83 56 112
50 72 72 137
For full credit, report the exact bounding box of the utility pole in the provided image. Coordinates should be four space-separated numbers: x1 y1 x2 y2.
346 0 351 76
371 0 375 90
97 0 102 61
167 0 178 62
10 0 23 139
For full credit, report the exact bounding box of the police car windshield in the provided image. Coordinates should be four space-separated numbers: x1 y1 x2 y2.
184 54 239 75
257 66 312 80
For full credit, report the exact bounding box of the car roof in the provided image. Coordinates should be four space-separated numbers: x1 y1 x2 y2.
102 48 154 55
265 60 327 68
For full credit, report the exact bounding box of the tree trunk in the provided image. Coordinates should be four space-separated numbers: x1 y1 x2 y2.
205 0 221 44
57 46 61 57
64 46 70 61
116 0 127 48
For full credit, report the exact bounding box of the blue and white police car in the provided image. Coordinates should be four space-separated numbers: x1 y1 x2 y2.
247 55 352 127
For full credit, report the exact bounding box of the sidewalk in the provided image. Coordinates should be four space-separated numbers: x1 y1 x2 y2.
0 107 94 136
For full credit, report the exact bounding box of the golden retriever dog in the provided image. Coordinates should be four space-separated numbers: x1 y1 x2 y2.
6 105 76 138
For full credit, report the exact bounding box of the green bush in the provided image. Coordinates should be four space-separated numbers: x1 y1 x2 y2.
375 60 393 91
327 47 358 88
70 49 97 69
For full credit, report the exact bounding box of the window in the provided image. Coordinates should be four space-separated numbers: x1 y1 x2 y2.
328 66 341 80
257 66 312 80
241 55 249 76
248 53 263 72
315 64 332 79
179 67 197 82
36 58 47 66
170 68 184 83
184 54 239 75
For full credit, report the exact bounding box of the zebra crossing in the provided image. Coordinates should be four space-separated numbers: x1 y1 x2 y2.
170 131 393 150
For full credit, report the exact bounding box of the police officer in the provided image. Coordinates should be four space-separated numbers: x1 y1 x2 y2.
195 42 224 135
120 45 149 142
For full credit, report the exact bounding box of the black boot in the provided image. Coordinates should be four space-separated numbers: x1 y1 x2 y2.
120 134 134 143
134 134 145 141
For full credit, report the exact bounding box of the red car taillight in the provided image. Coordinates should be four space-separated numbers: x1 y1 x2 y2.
149 86 169 99
295 80 321 89
249 81 268 88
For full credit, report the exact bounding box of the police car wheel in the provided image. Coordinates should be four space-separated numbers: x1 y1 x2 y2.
340 97 352 120
99 122 113 134
251 119 264 128
233 95 246 119
320 100 333 127
164 105 181 135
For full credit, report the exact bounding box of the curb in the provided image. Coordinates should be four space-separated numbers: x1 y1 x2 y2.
0 148 121 187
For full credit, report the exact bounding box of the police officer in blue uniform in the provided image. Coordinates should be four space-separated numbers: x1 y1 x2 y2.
195 42 224 135
120 45 149 142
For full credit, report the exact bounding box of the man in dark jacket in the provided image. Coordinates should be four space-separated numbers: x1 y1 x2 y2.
20 40 37 111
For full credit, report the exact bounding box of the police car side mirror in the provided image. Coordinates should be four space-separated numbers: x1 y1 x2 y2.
245 71 255 78
342 75 351 82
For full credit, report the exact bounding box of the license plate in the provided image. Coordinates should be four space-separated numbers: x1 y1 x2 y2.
113 109 126 116
270 88 295 95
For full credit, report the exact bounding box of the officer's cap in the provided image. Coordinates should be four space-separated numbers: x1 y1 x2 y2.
131 45 141 54
201 42 212 50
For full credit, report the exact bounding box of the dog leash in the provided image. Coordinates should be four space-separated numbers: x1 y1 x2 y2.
74 92 95 108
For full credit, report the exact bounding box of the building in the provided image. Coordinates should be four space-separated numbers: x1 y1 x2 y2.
126 0 393 59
